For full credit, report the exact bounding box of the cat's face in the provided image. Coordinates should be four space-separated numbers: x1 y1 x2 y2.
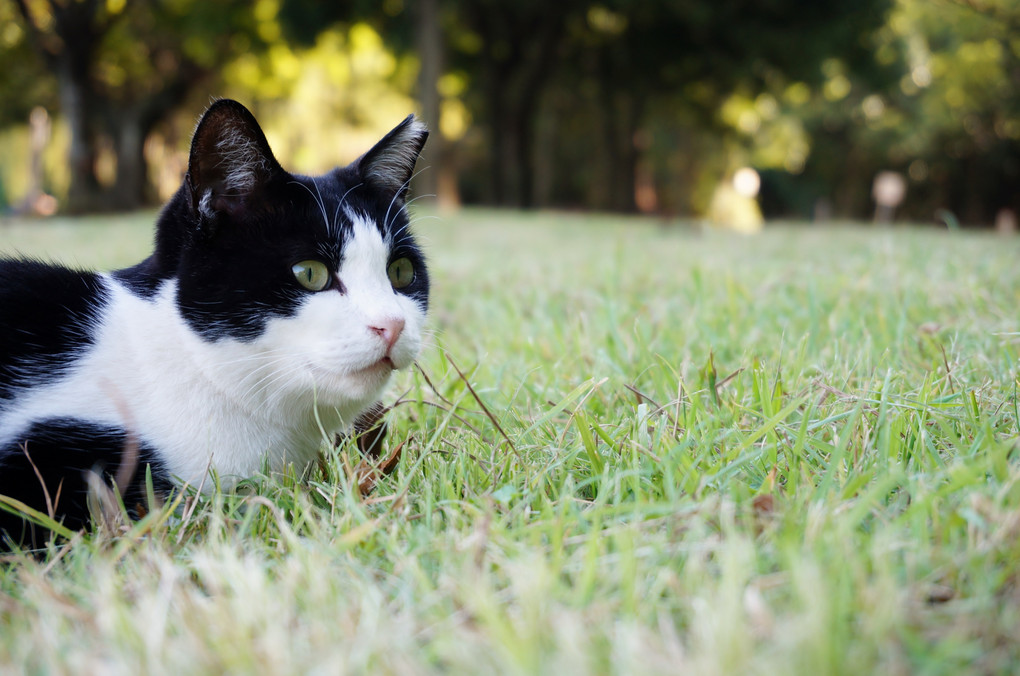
160 100 429 411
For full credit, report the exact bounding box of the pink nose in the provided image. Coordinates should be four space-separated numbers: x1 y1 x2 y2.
369 317 405 353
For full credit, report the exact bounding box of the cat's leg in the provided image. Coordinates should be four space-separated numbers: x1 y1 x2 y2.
0 419 173 549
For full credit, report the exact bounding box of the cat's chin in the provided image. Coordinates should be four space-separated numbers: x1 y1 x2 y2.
350 358 397 387
360 355 397 372
307 358 395 406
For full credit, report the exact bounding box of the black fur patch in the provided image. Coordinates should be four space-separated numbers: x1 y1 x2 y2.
0 261 108 406
0 418 173 549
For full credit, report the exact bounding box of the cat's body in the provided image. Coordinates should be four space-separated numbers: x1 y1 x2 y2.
0 100 429 546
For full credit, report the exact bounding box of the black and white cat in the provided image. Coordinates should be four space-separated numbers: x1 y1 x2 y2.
0 99 429 545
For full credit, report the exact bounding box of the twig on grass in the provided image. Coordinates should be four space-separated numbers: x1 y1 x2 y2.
446 352 519 457
414 400 484 436
939 343 956 393
19 443 60 522
175 458 212 544
623 383 682 432
415 360 455 408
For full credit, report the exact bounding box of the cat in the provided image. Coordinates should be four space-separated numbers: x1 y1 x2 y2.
0 99 429 547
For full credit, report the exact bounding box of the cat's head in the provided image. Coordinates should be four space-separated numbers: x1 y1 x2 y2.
162 99 429 410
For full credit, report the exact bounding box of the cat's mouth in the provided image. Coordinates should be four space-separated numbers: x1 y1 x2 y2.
306 356 396 387
358 356 396 375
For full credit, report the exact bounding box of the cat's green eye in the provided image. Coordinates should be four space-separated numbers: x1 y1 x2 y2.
292 260 331 291
387 257 415 289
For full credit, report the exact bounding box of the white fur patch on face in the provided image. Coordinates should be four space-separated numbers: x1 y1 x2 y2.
276 213 425 403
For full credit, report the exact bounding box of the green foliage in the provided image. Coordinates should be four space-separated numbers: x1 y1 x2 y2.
1 210 1018 672
221 19 420 174
0 1 55 127
0 1 1016 219
726 0 1020 221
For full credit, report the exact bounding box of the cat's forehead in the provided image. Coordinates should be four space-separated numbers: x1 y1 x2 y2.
295 173 406 245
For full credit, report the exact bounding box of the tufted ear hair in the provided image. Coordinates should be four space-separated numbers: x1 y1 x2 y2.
358 115 429 202
186 99 282 221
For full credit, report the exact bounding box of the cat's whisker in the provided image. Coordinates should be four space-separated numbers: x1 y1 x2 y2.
383 166 431 238
235 360 297 394
404 192 436 210
390 196 436 242
312 179 332 236
212 347 292 367
333 183 363 237
290 180 330 234
407 213 441 225
247 370 310 420
394 213 440 244
233 355 300 391
240 368 303 416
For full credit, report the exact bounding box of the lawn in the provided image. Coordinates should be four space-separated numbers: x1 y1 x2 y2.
1 209 1018 674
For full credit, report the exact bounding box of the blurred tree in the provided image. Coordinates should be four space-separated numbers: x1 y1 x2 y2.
414 0 442 203
884 0 1020 223
276 0 444 201
557 0 892 213
7 0 258 213
452 0 587 207
0 2 56 127
2 0 1015 222
279 0 892 212
220 20 419 176
11 0 108 212
758 0 1019 223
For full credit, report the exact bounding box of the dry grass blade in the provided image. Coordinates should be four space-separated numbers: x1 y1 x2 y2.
446 352 518 455
19 443 58 519
415 360 455 407
624 383 681 429
85 470 128 539
353 401 390 459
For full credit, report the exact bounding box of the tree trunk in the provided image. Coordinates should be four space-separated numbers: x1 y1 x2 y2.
14 0 109 214
485 68 509 205
414 0 442 204
618 95 644 213
14 0 199 214
466 3 571 208
106 61 204 210
55 55 104 214
515 92 538 208
487 89 536 208
109 107 148 210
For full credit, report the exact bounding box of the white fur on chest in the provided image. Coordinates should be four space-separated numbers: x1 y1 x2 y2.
0 218 425 489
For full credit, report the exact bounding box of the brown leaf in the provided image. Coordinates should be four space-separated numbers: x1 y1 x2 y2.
356 438 406 496
752 493 775 515
924 583 955 604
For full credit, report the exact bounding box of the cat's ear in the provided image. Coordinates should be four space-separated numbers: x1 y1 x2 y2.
186 99 281 221
358 115 429 202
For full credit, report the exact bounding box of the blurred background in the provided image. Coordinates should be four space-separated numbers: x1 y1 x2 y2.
0 0 1016 229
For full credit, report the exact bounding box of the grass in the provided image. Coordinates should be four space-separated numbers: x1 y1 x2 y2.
1 208 1019 674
